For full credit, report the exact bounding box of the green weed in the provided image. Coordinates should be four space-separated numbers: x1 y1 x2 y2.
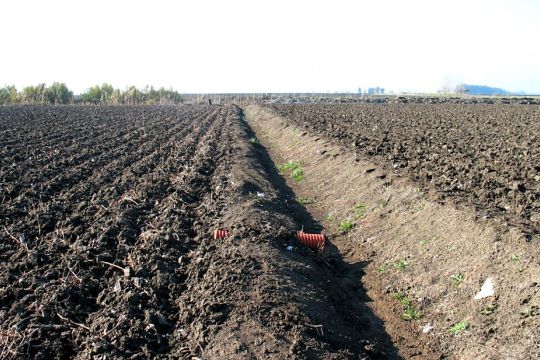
449 321 468 335
287 161 301 170
353 203 367 220
393 292 422 321
520 306 538 317
402 307 423 321
290 139 301 147
297 197 314 205
249 137 260 145
339 220 354 233
480 304 496 316
291 167 304 181
421 235 439 246
393 292 412 307
278 160 304 182
279 160 300 171
450 273 465 286
511 254 521 262
394 260 409 270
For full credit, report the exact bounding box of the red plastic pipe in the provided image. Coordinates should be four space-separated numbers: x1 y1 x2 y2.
214 229 229 240
296 231 326 250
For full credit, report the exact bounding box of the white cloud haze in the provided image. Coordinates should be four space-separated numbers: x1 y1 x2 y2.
1 0 539 94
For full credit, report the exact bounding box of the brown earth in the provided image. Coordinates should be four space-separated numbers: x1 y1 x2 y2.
185 94 540 107
245 105 540 359
0 105 405 359
3 102 538 360
266 103 540 238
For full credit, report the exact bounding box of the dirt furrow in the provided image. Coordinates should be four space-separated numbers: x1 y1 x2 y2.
0 106 212 204
0 106 220 358
246 105 540 359
0 107 215 247
72 108 229 358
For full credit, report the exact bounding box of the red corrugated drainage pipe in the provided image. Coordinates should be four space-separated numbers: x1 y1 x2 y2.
214 229 230 240
296 231 326 250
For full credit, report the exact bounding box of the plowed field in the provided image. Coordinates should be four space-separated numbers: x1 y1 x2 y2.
0 105 394 359
267 103 540 237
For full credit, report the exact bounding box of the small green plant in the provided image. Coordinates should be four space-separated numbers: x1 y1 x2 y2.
339 220 354 233
278 160 304 182
291 167 304 181
393 292 412 307
393 292 422 321
450 273 465 286
480 304 496 316
249 137 260 145
511 254 521 262
297 197 314 205
376 265 389 273
449 321 468 335
325 213 334 221
290 139 301 147
394 260 409 270
353 203 367 220
279 160 301 171
417 200 426 211
520 306 538 317
402 307 423 321
421 235 439 247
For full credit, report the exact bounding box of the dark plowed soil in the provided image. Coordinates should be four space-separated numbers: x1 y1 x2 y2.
260 95 540 106
266 103 540 236
0 105 396 359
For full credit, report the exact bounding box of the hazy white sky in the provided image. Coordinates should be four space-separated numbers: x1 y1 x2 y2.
1 0 539 94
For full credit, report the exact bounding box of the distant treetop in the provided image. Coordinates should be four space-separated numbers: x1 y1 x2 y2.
0 83 184 105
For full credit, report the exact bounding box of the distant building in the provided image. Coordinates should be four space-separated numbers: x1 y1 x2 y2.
365 87 385 95
358 87 385 95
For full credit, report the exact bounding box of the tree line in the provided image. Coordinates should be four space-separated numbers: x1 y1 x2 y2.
0 83 184 105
